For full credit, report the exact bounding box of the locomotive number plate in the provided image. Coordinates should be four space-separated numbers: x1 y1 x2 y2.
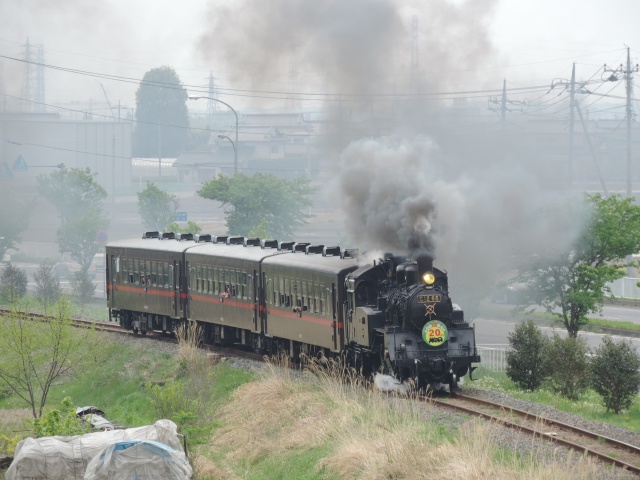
417 294 441 303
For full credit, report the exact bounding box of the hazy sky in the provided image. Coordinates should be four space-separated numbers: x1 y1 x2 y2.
1 0 638 112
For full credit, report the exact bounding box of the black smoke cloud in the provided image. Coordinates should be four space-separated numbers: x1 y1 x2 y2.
199 0 586 313
199 0 497 99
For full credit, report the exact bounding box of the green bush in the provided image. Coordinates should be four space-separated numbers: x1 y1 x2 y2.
31 397 91 437
506 319 547 390
0 263 28 304
34 260 61 313
590 337 640 414
543 334 590 400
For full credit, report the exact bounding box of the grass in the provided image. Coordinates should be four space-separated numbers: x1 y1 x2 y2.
203 357 610 480
472 367 640 433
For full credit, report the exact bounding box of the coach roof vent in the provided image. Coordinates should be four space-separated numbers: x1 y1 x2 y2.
143 231 160 239
212 235 228 244
323 246 341 257
293 242 310 253
227 236 244 245
341 248 359 259
305 244 324 255
196 234 212 243
244 237 260 247
278 241 295 251
177 233 194 241
261 239 278 249
161 232 176 240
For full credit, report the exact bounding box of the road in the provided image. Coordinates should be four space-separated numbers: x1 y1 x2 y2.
473 303 640 350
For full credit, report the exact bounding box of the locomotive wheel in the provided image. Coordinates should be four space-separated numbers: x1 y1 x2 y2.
448 374 458 393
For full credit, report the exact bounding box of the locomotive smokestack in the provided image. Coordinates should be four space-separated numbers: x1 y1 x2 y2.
417 254 433 277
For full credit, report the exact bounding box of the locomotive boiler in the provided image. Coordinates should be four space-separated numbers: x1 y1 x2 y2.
345 253 479 391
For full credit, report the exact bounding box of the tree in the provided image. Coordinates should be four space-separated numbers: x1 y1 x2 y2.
506 320 547 391
543 334 590 400
137 182 180 231
0 300 103 418
70 271 96 311
37 167 110 275
0 185 35 262
198 173 316 238
590 337 640 414
133 66 189 157
37 167 108 224
33 260 61 313
0 263 28 305
515 194 640 337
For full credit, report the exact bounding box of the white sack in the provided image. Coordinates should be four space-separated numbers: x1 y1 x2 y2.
5 419 182 480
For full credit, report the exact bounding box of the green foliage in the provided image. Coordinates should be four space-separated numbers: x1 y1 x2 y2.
148 371 214 444
57 214 109 273
37 167 109 274
0 433 20 455
137 182 180 231
37 167 107 224
33 260 61 313
198 173 316 238
69 271 96 311
543 334 590 400
515 194 640 337
0 263 28 304
167 221 202 235
590 337 640 414
506 320 547 391
0 299 105 418
133 66 189 157
0 184 35 262
31 397 91 437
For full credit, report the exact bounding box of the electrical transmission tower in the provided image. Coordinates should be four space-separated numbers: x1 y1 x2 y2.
21 38 45 113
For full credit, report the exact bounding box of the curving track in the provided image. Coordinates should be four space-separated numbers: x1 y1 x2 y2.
427 392 640 475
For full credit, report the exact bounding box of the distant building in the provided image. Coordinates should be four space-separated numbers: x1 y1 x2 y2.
0 112 132 194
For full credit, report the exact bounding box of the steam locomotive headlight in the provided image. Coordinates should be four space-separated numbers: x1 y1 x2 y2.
422 272 435 285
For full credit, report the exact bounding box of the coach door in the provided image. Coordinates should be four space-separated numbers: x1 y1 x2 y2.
261 272 268 335
171 261 179 318
332 283 339 351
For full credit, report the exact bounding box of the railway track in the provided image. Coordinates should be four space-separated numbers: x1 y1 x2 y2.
3 307 639 474
427 392 640 475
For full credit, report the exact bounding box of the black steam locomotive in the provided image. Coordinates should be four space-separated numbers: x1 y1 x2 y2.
105 233 479 390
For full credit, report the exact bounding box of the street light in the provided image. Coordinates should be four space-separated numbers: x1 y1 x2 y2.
217 134 237 169
188 95 238 175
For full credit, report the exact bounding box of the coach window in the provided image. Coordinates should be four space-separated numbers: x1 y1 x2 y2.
197 266 202 292
122 259 128 284
213 268 219 294
133 259 139 285
151 262 156 287
189 266 195 292
163 262 168 288
240 272 246 299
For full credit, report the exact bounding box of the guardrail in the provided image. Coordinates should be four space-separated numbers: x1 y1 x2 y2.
477 344 509 372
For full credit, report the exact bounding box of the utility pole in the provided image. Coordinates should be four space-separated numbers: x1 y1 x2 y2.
605 47 638 197
568 64 576 187
626 47 635 197
158 124 162 178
